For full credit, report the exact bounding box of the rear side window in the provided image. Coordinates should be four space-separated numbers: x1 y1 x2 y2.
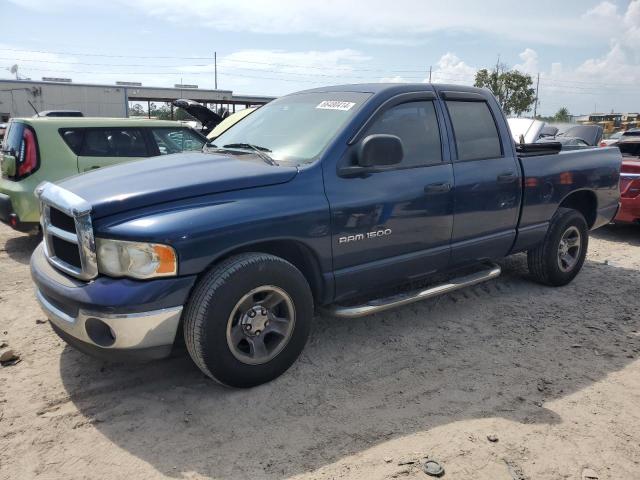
74 128 149 157
446 101 502 161
151 127 206 155
364 101 442 167
60 129 84 154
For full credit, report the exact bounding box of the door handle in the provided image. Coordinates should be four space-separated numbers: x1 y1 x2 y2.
424 182 451 193
497 172 517 183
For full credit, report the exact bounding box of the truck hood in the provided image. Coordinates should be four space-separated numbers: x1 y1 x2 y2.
57 152 298 219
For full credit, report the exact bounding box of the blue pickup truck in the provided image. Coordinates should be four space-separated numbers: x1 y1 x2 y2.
30 84 621 387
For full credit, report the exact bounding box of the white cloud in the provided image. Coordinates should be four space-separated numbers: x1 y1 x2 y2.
430 53 476 84
514 48 539 75
379 75 408 83
623 0 640 48
4 0 640 113
178 49 372 92
8 0 628 47
378 53 475 84
0 43 79 79
583 1 618 20
508 1 640 114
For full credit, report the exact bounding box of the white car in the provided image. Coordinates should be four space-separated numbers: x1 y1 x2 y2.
599 131 623 147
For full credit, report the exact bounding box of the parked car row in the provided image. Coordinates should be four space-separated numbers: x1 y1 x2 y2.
507 118 604 147
0 102 255 233
599 128 640 147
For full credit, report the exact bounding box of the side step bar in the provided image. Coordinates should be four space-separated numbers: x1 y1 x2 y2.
324 262 501 319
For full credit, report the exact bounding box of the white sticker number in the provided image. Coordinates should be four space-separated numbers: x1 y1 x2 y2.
316 100 356 111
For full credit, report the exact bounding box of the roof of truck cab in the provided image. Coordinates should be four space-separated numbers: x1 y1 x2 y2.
294 83 486 95
12 117 193 128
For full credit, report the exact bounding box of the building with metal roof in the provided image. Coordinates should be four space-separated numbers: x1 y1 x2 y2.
0 78 274 121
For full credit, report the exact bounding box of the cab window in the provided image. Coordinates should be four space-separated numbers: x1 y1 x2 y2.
363 101 442 168
446 101 502 161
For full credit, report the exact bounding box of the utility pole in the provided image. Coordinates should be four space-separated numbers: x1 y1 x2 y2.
428 65 432 83
533 72 540 118
214 51 218 90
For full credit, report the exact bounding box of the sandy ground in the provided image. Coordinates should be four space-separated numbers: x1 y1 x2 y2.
0 222 639 480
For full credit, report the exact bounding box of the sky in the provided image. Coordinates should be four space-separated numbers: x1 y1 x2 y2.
1 0 639 116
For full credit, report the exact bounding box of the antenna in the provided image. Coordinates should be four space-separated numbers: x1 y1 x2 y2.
27 100 40 117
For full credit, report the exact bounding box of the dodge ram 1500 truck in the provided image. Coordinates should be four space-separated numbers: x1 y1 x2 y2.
30 84 621 388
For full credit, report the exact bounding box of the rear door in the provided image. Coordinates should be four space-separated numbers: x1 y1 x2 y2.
76 127 151 172
442 91 521 264
325 95 454 300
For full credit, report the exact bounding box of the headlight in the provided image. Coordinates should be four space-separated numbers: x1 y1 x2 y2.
96 238 177 279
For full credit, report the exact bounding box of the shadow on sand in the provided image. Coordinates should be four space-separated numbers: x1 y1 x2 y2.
3 233 40 265
592 223 640 247
57 248 640 478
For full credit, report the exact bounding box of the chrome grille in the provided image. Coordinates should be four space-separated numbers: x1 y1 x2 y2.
36 182 98 281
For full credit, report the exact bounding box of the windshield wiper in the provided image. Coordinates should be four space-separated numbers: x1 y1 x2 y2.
222 143 278 166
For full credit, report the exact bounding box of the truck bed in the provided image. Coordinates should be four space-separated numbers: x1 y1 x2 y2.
513 146 621 252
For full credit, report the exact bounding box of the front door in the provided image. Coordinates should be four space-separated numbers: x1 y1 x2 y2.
324 98 454 301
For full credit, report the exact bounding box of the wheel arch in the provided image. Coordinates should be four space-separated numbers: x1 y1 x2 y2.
557 189 598 228
200 239 328 307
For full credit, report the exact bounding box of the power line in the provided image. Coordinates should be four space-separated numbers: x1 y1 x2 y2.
2 47 639 96
8 60 479 83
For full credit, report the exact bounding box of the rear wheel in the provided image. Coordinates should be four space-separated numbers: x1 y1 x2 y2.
183 253 313 388
527 208 588 286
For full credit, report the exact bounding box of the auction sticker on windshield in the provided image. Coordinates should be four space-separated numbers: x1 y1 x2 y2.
316 101 356 111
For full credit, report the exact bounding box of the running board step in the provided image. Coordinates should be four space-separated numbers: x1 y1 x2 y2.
324 262 501 319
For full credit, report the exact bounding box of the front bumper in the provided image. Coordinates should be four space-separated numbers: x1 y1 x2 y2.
36 289 183 360
30 243 197 361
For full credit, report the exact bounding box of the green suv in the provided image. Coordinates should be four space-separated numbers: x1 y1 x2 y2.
0 117 207 232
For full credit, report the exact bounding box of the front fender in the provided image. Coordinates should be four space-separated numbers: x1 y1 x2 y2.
92 167 332 277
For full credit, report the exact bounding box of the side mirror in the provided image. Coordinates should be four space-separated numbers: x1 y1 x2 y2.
0 154 16 178
357 134 403 168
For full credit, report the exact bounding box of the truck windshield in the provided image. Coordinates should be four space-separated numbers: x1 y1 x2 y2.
212 92 371 165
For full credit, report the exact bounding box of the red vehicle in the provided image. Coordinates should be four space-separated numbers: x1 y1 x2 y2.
615 138 640 224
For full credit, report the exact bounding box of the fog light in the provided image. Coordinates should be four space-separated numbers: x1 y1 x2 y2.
85 318 116 347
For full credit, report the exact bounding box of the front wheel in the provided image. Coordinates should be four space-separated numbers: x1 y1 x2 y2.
183 253 313 388
527 208 589 286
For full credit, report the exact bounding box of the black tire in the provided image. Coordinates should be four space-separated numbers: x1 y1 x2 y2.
527 208 589 286
183 253 313 388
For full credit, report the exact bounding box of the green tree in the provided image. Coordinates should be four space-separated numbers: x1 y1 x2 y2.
129 103 145 117
553 107 570 122
474 65 536 116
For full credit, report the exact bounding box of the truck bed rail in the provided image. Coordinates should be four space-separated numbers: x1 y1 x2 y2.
516 142 563 157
